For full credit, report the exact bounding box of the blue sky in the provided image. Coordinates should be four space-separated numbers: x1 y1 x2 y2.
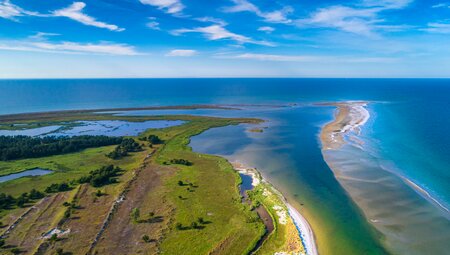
0 0 450 78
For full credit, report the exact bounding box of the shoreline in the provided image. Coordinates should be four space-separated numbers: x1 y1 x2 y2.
321 101 449 214
233 162 318 255
319 101 450 254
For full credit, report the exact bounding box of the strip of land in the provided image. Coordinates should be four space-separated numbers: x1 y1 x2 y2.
0 109 309 255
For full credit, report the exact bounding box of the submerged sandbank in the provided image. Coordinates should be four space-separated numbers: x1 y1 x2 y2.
319 101 450 255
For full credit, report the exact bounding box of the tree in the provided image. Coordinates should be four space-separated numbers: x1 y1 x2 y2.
191 222 198 229
56 248 64 255
131 208 140 223
177 180 184 186
11 248 21 254
175 223 183 230
142 235 150 243
64 208 71 219
147 135 163 145
0 239 4 247
0 135 122 161
148 211 155 219
50 233 58 242
198 217 205 224
29 189 44 200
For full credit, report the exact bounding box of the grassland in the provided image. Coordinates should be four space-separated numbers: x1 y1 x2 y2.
0 108 302 255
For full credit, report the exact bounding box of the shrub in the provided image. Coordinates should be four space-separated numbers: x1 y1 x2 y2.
142 235 150 243
170 159 192 166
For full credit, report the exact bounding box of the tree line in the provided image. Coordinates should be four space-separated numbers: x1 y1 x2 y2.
106 138 142 159
0 135 123 161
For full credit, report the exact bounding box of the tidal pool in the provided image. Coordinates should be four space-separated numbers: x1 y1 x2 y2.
0 168 53 183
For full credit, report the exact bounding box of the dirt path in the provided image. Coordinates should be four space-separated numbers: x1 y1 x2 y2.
92 164 175 255
3 192 70 254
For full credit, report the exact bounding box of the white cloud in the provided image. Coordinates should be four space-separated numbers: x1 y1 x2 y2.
172 25 273 46
361 0 413 9
53 2 124 31
258 26 275 33
0 0 40 20
423 22 450 34
140 0 184 14
0 40 138 55
296 6 378 37
296 0 413 37
222 53 396 63
222 0 292 24
166 49 197 57
194 16 227 26
28 32 60 40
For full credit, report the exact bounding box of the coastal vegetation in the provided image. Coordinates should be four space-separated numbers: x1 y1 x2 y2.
106 138 142 159
0 108 303 255
0 135 122 161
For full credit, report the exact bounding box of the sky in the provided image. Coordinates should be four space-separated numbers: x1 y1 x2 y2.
0 0 450 78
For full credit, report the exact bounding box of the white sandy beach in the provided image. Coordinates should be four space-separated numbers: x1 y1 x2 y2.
232 162 318 255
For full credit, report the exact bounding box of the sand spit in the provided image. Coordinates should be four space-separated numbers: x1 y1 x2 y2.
319 101 369 150
232 162 318 255
319 101 450 255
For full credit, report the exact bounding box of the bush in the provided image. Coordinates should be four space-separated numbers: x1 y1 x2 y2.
29 189 45 200
45 182 71 193
170 159 192 166
78 165 122 187
142 235 150 243
106 138 141 160
147 135 163 145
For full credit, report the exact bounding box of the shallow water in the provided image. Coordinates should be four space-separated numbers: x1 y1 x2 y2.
0 125 61 136
0 168 53 183
0 120 184 137
1 79 449 254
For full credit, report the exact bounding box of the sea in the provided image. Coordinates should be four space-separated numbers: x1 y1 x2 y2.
0 78 449 255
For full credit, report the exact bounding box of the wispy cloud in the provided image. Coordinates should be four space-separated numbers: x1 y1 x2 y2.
53 2 124 31
360 0 413 9
0 0 40 20
28 32 60 40
140 0 184 14
432 3 450 8
221 53 397 63
222 0 292 24
172 24 273 46
166 49 197 57
296 0 414 37
1 1 124 31
258 26 275 33
0 40 138 55
422 22 450 34
146 17 160 30
194 16 227 26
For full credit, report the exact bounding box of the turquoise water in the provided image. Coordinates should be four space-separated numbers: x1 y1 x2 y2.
0 79 449 254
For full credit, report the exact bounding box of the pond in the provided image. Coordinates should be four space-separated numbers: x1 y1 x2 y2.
0 168 53 183
239 173 254 197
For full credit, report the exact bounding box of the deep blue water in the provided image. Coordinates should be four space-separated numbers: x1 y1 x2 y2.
0 78 449 254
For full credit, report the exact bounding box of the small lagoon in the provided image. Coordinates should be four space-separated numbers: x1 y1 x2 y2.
0 168 53 183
